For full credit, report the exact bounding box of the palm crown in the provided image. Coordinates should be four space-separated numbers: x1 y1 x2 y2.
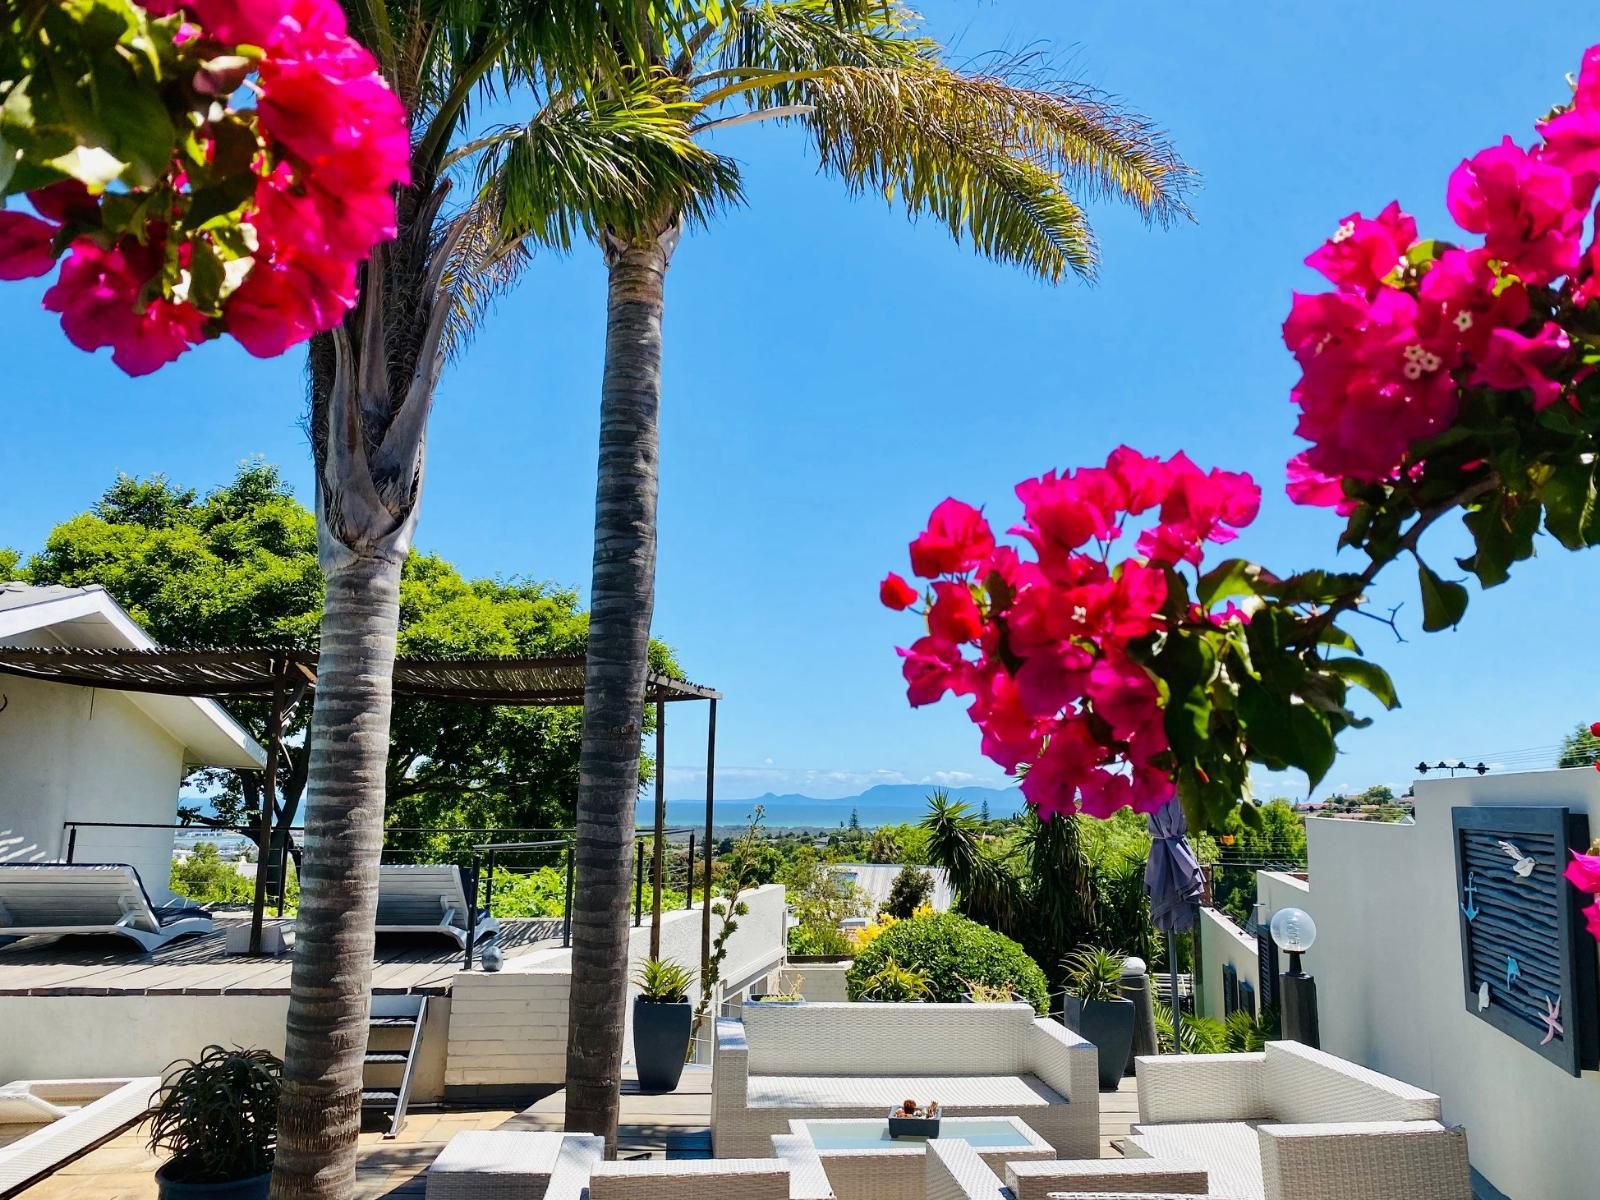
456 0 1193 283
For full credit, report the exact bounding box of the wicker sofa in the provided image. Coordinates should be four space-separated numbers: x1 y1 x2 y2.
711 1002 1099 1159
1129 1041 1471 1200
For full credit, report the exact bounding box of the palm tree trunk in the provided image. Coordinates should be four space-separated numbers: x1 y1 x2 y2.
271 553 403 1198
565 228 676 1151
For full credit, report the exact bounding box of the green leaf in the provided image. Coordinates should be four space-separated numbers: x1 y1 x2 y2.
1459 499 1538 588
1541 461 1600 551
1236 800 1264 830
1195 558 1263 609
1416 561 1469 632
1322 656 1398 710
0 130 14 195
1258 569 1366 606
1237 680 1337 788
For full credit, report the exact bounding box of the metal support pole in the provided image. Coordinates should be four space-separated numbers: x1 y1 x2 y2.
65 826 77 864
701 698 717 981
465 854 479 971
685 833 695 910
1167 931 1182 1051
562 841 574 948
651 699 666 957
248 681 283 956
634 839 644 928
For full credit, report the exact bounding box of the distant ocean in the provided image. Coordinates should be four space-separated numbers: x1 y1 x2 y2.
636 783 1022 830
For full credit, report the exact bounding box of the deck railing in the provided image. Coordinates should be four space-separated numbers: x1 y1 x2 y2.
59 817 703 968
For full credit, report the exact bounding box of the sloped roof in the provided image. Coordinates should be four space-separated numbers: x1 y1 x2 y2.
0 583 265 769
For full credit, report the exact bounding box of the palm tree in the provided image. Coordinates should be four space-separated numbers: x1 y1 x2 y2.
467 0 1193 1146
274 3 721 1195
921 790 1022 933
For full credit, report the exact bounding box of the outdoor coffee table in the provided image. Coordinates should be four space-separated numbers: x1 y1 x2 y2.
791 1115 1054 1200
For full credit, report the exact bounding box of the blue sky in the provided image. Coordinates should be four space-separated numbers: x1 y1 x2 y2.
0 1 1592 805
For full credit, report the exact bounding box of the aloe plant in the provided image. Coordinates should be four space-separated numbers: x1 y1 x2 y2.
633 957 692 1003
857 958 932 1002
148 1046 281 1184
1061 945 1128 1004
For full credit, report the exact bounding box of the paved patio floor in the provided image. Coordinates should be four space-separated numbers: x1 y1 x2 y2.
13 1069 1140 1199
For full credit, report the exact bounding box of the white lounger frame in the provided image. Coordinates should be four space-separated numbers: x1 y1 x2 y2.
0 863 212 952
376 864 499 949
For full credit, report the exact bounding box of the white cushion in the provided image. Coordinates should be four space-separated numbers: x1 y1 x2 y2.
747 1073 1062 1111
1128 1121 1267 1200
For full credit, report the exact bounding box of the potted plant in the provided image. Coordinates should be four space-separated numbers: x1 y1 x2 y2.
959 975 1019 1004
1062 945 1135 1089
149 1046 281 1200
855 959 931 1003
632 957 694 1092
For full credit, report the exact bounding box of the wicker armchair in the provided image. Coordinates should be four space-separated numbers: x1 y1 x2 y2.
1130 1041 1471 1200
711 1002 1099 1159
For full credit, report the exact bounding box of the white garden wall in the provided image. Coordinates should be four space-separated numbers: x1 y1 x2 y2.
1194 906 1258 1021
444 883 787 1098
1283 770 1600 1200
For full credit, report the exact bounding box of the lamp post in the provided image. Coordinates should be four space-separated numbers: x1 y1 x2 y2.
1271 907 1320 1048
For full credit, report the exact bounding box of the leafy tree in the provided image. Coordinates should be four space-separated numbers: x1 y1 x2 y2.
469 0 1192 1142
1359 784 1396 804
848 807 861 832
781 846 866 954
1559 723 1600 769
1198 799 1307 926
18 464 675 849
883 866 933 918
0 548 21 580
980 799 991 823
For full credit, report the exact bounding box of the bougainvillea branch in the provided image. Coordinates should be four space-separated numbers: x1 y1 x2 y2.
883 448 1397 830
0 0 409 373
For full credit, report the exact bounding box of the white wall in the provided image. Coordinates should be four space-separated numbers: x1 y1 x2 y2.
1284 771 1600 1200
444 884 787 1096
778 961 852 1003
1195 907 1259 1021
0 674 185 902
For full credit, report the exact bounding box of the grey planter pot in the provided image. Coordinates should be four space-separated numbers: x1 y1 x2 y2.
155 1164 271 1200
632 996 692 1092
1076 996 1136 1089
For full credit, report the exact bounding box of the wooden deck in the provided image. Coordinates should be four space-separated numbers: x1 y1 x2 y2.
12 1070 1142 1199
0 914 563 997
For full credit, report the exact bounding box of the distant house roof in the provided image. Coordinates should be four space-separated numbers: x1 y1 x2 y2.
0 583 265 769
827 863 954 913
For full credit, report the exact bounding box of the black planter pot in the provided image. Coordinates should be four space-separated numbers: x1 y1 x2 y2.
155 1163 271 1200
633 996 692 1092
1077 996 1136 1090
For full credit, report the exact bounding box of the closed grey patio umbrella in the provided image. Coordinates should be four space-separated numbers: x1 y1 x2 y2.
1145 798 1205 1049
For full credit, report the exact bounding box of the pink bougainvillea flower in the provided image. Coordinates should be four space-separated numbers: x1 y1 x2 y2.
26 180 99 226
967 666 1043 773
909 499 995 578
1013 470 1115 555
1414 248 1530 367
0 211 59 280
1585 902 1600 941
879 573 919 611
1285 452 1354 511
1566 850 1600 895
928 581 984 643
1472 321 1571 410
42 237 207 374
1085 654 1160 741
1304 201 1417 294
1538 45 1600 202
1105 445 1171 514
897 636 974 708
1447 136 1585 284
224 251 358 358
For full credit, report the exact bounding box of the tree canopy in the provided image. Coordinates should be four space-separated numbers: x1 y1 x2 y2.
11 461 679 838
1559 723 1600 769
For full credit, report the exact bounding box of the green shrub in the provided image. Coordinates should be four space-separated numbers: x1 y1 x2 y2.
846 912 1048 1012
856 959 931 1002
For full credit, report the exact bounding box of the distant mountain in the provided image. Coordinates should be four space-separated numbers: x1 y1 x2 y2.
638 782 1021 829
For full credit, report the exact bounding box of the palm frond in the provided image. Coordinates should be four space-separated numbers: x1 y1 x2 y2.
469 77 744 248
699 2 1195 281
434 199 533 361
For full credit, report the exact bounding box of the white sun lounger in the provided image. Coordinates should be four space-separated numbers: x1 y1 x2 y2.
0 863 213 952
376 863 498 949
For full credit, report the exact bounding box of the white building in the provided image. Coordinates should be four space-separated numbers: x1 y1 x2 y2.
1197 767 1600 1200
827 862 954 914
0 583 264 902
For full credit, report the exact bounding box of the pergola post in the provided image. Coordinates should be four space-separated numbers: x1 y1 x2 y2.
701 697 717 981
650 698 665 958
248 670 283 956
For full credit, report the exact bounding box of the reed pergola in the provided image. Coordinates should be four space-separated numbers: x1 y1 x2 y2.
0 646 721 959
